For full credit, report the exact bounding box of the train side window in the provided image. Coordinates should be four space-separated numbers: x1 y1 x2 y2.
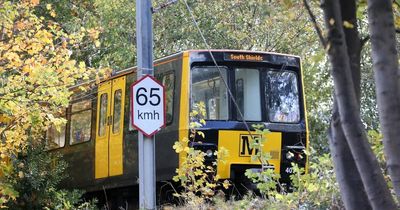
113 90 122 133
98 93 108 136
46 112 66 149
70 99 92 144
162 73 175 124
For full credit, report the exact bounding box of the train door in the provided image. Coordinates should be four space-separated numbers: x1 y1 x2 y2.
95 76 126 179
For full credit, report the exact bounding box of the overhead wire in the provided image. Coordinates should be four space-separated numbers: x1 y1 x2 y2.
182 0 255 138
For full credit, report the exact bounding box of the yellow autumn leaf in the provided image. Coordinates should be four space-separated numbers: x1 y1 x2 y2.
18 171 24 179
329 18 335 26
27 42 44 55
197 131 205 138
395 16 400 28
307 183 318 192
22 65 31 74
30 0 39 6
94 40 101 47
343 20 354 29
288 11 296 20
79 61 85 69
181 137 189 143
275 193 284 200
50 11 56 17
184 146 190 153
222 180 230 189
15 21 26 30
173 142 183 153
87 28 100 40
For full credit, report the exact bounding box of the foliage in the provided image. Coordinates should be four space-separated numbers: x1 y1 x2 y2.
36 0 135 70
244 124 343 209
172 102 229 207
173 152 343 210
0 142 97 209
244 124 281 197
367 130 396 193
0 0 110 162
0 180 18 208
0 0 109 207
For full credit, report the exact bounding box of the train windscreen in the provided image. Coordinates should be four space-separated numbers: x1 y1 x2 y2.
265 70 300 123
190 66 300 123
191 66 229 120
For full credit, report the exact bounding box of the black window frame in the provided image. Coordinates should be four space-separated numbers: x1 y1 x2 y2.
69 98 93 145
156 71 176 125
112 89 123 134
45 111 67 150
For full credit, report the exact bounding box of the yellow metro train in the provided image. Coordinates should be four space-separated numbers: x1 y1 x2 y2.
44 50 308 206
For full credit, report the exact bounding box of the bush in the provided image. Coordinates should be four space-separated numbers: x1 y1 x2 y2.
0 142 97 210
244 125 344 209
172 102 230 207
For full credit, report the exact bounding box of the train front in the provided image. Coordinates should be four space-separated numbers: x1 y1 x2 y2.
185 50 308 186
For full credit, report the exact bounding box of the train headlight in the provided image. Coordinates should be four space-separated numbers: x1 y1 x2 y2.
286 151 294 160
206 149 213 157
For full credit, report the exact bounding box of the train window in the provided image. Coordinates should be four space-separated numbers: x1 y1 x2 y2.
191 67 228 120
113 90 122 133
234 68 261 121
70 99 92 144
265 71 300 123
46 114 66 149
98 93 108 136
162 73 174 124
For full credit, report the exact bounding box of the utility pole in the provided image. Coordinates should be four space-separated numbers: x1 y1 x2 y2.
136 0 155 209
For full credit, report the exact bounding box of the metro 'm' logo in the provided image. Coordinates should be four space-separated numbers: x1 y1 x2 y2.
239 134 260 157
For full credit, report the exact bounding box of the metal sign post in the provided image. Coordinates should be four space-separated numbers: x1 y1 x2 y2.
136 0 155 209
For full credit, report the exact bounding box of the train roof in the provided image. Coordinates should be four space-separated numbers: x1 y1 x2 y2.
113 49 300 76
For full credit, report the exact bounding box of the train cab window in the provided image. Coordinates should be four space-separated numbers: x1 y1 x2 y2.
191 67 228 120
46 113 66 149
265 70 300 123
98 93 108 136
70 99 92 144
234 68 261 121
113 90 122 133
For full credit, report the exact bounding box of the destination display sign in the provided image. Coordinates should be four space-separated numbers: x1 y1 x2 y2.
224 52 266 62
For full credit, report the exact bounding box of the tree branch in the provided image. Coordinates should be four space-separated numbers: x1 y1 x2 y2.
394 0 400 9
361 28 400 49
360 35 370 49
303 0 327 48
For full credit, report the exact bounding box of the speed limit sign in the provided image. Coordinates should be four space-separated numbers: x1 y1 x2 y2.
130 75 166 136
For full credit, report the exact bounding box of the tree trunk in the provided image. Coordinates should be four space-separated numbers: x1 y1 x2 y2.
329 104 371 210
367 0 400 199
321 0 396 209
326 1 371 209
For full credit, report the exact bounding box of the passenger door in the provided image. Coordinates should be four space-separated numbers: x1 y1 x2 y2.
95 76 126 179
